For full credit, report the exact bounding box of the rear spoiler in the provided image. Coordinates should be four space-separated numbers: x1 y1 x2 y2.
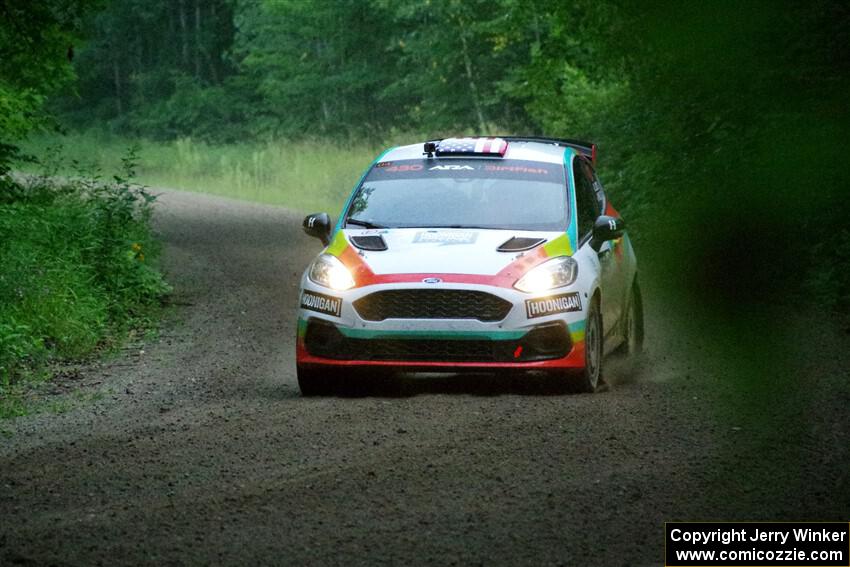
501 136 597 164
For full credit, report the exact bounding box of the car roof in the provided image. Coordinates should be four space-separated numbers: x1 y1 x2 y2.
382 138 574 165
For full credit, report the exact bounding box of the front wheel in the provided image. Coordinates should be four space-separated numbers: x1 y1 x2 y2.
573 298 603 393
297 365 340 396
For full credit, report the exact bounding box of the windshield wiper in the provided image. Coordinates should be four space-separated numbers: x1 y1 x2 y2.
412 225 491 230
346 218 387 229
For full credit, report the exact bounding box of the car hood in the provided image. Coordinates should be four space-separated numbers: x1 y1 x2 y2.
342 228 566 275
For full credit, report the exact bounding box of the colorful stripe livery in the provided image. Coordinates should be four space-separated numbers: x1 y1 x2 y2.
296 138 640 379
333 146 397 234
564 148 580 252
325 146 582 290
296 318 588 370
298 318 585 343
296 342 587 369
325 230 573 289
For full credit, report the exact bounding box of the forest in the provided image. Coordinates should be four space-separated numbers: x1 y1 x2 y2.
1 0 849 391
2 4 849 562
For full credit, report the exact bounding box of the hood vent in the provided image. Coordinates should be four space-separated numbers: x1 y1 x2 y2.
350 235 388 251
497 236 546 252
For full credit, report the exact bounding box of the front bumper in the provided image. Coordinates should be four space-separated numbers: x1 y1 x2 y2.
296 279 588 371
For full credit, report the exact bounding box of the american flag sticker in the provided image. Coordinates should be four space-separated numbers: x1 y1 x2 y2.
436 137 508 156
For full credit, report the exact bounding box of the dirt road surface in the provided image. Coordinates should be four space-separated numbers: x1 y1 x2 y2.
2 190 848 566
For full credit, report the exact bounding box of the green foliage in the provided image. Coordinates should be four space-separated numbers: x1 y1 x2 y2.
57 0 235 139
0 0 97 174
22 132 382 212
376 0 527 133
593 1 850 310
129 78 247 142
0 149 169 397
22 0 850 309
232 0 402 138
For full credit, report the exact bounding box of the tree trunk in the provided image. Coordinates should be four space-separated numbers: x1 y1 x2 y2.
178 0 188 70
135 37 144 105
113 59 123 115
458 29 487 134
204 50 219 84
194 0 201 79
210 0 219 82
321 100 330 126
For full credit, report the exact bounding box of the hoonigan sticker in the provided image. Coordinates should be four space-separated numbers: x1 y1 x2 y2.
525 292 582 319
300 291 342 317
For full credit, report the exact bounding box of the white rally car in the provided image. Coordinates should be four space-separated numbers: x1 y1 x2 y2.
296 137 642 394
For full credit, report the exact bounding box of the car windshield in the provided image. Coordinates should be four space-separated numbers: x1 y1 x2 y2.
345 158 569 231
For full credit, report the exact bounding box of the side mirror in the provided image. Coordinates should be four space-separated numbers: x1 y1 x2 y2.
303 212 332 245
591 215 625 252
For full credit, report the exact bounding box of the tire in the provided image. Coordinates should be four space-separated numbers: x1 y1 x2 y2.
297 365 339 396
623 280 645 357
573 297 603 393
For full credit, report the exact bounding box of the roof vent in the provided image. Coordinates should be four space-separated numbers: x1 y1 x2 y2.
496 236 546 252
350 235 388 251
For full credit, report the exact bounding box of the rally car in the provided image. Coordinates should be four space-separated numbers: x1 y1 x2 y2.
296 136 642 395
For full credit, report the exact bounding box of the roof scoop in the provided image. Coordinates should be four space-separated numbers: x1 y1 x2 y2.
497 236 546 252
350 235 388 251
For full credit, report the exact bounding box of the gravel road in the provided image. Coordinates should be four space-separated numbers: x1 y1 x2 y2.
1 190 847 566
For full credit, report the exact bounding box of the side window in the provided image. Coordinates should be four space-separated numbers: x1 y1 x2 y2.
573 157 600 238
587 164 606 213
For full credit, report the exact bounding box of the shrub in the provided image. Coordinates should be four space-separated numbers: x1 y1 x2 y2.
0 148 169 392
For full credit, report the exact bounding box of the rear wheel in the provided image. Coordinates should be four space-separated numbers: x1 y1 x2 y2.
624 280 645 356
573 298 603 393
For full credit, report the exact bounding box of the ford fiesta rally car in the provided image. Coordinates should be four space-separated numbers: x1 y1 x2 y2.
297 136 643 395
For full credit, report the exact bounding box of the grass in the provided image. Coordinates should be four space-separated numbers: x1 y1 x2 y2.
0 370 106 420
22 131 385 214
0 155 169 418
4 132 385 419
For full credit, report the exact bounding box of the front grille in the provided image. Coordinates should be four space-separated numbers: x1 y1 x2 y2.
304 320 570 363
353 289 512 322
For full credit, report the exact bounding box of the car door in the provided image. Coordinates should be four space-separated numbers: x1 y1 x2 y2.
573 157 624 349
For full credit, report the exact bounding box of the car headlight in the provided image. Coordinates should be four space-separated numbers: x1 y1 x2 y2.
309 254 355 291
514 256 578 293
